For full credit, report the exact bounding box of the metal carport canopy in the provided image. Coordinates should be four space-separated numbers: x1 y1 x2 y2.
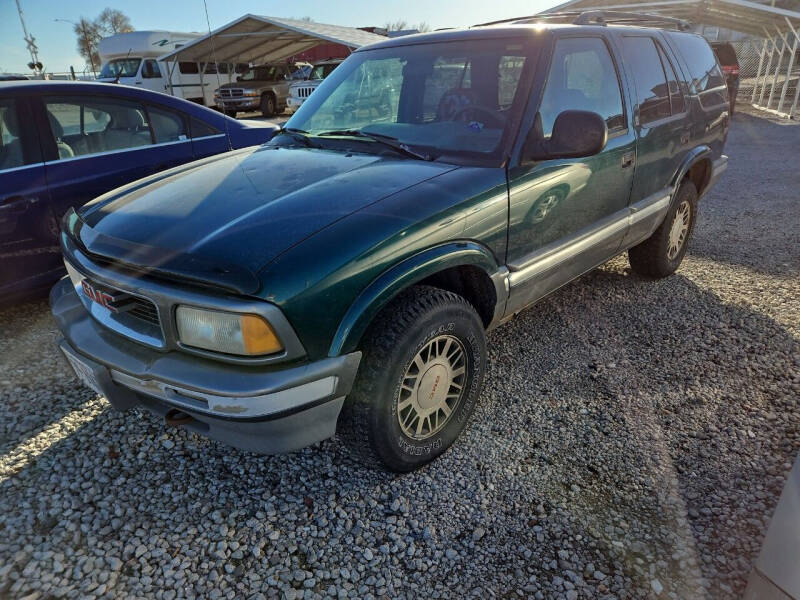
158 15 386 64
539 0 800 38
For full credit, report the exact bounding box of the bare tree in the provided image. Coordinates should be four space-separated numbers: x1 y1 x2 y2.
384 20 409 32
72 8 134 73
384 20 431 33
96 8 133 35
74 18 102 73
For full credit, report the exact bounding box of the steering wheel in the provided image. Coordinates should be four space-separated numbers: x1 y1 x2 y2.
451 105 506 128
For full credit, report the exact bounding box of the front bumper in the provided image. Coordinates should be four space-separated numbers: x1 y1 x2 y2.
216 98 260 111
286 97 305 110
50 277 361 454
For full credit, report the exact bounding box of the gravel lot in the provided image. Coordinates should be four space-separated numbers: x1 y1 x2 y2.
1 109 798 600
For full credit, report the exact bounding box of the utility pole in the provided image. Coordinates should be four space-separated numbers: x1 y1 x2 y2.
15 0 43 76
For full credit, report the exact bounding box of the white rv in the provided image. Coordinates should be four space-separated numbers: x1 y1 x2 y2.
97 31 242 107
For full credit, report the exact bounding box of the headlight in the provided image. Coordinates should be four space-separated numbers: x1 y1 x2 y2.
243 90 260 97
175 306 283 356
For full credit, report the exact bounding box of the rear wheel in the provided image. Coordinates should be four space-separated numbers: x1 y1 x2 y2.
260 93 276 118
629 180 698 278
348 286 486 472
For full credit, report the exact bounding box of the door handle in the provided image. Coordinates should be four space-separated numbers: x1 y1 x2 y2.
0 195 29 214
621 152 635 168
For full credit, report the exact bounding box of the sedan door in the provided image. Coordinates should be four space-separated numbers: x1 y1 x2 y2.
0 96 61 298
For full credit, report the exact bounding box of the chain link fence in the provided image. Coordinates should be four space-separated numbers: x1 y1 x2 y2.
732 37 800 115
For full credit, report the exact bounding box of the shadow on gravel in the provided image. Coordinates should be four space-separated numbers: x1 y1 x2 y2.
1 260 797 599
688 111 800 278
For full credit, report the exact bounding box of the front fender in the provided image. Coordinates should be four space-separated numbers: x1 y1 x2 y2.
329 241 504 357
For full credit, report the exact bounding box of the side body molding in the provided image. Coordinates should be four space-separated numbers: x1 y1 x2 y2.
329 241 508 357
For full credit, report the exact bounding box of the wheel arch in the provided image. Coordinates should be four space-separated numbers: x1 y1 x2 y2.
672 146 714 197
328 241 507 357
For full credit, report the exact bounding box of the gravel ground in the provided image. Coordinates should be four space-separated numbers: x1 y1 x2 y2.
1 109 798 600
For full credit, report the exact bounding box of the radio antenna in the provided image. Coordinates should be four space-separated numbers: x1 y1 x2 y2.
203 0 233 151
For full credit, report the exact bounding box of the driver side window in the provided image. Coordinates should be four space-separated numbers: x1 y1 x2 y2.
539 37 625 137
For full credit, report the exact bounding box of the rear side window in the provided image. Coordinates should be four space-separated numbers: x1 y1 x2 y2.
148 106 188 143
189 117 220 138
44 96 153 159
621 37 671 125
539 37 626 135
656 43 685 114
673 34 728 108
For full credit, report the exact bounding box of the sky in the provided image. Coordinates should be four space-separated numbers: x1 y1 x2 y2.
1 0 560 74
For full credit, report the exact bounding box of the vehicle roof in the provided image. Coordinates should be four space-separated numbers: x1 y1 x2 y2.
356 22 698 52
0 79 246 127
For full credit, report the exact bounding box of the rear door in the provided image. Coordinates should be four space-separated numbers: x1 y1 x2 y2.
0 95 61 297
614 33 691 245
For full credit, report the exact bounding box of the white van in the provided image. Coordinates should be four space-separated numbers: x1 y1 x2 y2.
97 31 242 107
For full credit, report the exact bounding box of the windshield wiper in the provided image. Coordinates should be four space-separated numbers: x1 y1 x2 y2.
315 129 433 161
275 127 316 148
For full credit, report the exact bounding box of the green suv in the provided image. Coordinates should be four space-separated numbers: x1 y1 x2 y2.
51 14 729 471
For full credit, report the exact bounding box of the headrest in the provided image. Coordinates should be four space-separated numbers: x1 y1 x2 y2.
110 108 145 130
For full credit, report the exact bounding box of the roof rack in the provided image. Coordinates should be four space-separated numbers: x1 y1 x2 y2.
474 10 691 31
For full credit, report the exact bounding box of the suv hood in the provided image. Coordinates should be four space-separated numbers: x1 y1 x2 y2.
77 146 456 294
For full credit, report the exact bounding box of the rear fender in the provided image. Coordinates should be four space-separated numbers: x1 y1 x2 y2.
671 145 712 193
329 241 506 357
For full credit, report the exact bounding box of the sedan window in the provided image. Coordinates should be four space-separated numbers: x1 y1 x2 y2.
44 96 154 159
148 106 188 143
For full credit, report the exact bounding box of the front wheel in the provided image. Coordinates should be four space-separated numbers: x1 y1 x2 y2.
349 286 486 472
223 109 237 118
629 180 698 278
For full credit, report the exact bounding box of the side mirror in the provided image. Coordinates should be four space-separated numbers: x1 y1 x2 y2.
525 110 608 162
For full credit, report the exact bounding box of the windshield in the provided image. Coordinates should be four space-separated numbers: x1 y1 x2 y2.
285 38 535 162
239 66 281 82
309 63 340 80
99 58 142 79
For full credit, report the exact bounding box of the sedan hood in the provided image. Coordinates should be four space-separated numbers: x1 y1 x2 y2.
77 146 456 294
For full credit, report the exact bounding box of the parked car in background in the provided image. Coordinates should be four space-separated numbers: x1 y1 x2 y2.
0 80 278 301
286 58 344 113
214 63 310 117
51 18 728 471
96 31 246 108
711 41 740 113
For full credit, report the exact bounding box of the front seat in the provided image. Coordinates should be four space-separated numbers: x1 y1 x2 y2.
45 111 75 159
0 109 25 169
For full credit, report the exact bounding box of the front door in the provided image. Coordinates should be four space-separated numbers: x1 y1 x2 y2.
505 36 635 314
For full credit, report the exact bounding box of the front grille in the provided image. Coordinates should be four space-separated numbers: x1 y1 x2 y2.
71 268 165 348
219 88 244 98
296 86 316 99
126 298 160 326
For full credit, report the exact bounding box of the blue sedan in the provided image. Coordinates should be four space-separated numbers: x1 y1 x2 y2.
0 80 279 301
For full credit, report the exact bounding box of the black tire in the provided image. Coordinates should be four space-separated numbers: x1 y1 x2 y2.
223 109 237 118
260 93 276 118
347 285 486 472
629 180 698 278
